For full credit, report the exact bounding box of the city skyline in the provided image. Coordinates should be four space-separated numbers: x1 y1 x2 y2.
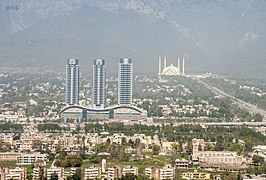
66 58 134 109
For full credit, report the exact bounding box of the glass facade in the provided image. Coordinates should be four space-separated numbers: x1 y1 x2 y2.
66 59 79 106
118 58 133 105
93 59 106 109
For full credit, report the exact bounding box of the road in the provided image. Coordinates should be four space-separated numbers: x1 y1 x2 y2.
196 78 266 121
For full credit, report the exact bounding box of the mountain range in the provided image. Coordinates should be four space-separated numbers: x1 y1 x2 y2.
0 0 265 77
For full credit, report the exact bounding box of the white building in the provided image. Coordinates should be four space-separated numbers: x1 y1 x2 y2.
0 167 26 180
158 165 174 180
158 56 185 76
46 168 64 180
175 158 189 169
145 165 174 180
17 153 48 165
122 166 138 176
84 166 101 179
253 145 266 160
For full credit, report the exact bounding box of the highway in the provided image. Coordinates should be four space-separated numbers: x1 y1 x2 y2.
196 78 266 121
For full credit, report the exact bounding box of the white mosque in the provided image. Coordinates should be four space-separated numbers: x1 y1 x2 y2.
158 56 185 76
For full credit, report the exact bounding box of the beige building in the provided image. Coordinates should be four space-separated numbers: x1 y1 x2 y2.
17 153 47 165
0 167 26 180
46 168 64 180
84 166 101 180
145 165 174 180
175 158 189 169
192 138 247 170
0 152 21 161
181 170 210 180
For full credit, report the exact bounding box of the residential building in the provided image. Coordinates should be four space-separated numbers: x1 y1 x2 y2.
181 170 210 180
107 167 119 180
122 166 138 176
158 165 174 180
17 153 48 165
66 59 79 106
0 152 20 161
46 168 64 180
0 167 26 180
145 165 174 180
175 158 189 169
145 167 156 179
84 166 101 180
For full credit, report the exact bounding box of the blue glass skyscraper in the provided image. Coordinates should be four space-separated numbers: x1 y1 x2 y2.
118 58 133 105
66 59 79 106
93 59 106 109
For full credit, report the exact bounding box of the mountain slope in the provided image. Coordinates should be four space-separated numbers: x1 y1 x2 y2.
0 0 265 76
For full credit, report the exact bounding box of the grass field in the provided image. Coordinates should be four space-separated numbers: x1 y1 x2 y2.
0 161 16 168
81 155 174 175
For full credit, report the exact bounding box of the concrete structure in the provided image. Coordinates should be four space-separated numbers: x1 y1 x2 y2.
118 58 133 105
145 167 156 179
59 104 146 121
46 168 64 180
192 138 205 161
17 153 47 165
175 158 189 169
198 151 246 170
93 59 106 109
33 167 41 180
107 166 138 179
192 139 247 170
0 167 26 180
84 166 101 180
145 165 174 180
98 152 110 173
66 59 79 106
122 166 138 176
253 145 266 160
107 167 119 180
181 170 210 180
0 152 20 161
158 165 174 180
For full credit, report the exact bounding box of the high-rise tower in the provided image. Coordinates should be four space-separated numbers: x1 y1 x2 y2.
66 59 79 106
92 59 106 109
118 58 133 105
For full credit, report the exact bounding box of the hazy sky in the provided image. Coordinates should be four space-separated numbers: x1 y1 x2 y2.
0 0 265 77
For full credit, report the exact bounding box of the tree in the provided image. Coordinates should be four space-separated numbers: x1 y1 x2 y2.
121 173 137 180
253 113 263 122
171 142 179 159
67 169 81 180
252 155 264 166
152 145 160 155
50 172 59 180
121 137 127 145
198 143 203 151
